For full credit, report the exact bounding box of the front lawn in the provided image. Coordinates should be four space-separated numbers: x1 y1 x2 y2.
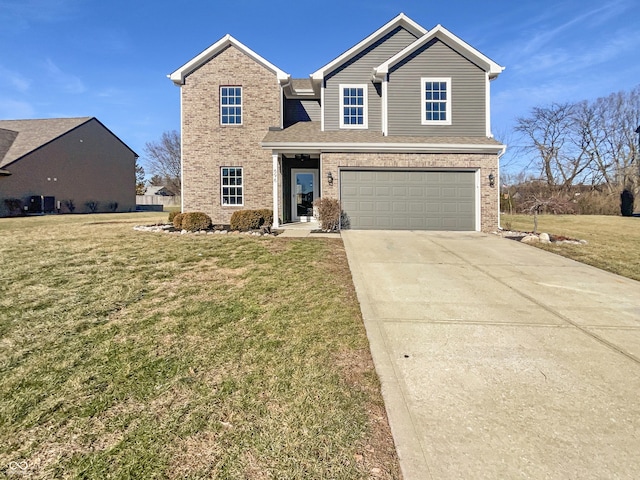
501 214 640 282
0 213 399 479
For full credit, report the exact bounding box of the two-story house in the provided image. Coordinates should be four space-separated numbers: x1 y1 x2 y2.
169 13 505 231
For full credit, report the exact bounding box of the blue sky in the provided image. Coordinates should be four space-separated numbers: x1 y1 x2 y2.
1 0 639 174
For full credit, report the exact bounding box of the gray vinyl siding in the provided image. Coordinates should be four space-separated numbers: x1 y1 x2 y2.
324 27 418 132
387 39 486 136
284 99 321 126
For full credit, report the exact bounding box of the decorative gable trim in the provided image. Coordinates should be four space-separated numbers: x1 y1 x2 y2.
373 24 504 80
310 13 427 84
169 34 290 86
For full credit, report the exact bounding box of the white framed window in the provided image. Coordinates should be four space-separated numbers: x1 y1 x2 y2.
340 84 368 129
220 86 242 125
221 167 243 206
421 78 451 125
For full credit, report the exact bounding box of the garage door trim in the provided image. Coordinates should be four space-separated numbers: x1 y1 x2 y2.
340 168 480 231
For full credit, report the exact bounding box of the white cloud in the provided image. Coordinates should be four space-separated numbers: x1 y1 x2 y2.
0 65 31 92
44 58 86 94
0 98 35 119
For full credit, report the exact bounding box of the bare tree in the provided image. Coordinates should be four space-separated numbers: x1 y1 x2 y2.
515 102 590 188
144 130 181 194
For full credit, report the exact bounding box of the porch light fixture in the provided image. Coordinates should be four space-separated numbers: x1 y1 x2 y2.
488 173 495 188
326 172 334 185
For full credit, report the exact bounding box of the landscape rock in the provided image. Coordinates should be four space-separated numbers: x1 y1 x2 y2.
521 234 540 243
539 232 551 243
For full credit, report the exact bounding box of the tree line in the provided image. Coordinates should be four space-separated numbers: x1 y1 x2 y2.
514 84 640 194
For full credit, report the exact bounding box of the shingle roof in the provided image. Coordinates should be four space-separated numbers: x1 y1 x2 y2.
262 121 504 153
0 117 92 168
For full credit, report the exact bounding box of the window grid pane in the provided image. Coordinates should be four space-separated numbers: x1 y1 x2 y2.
221 87 242 124
343 87 365 125
424 80 448 122
221 167 243 205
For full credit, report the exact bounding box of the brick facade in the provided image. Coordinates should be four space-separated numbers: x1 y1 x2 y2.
181 45 281 224
320 152 499 232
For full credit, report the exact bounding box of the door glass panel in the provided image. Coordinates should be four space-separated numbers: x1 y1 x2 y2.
295 173 314 217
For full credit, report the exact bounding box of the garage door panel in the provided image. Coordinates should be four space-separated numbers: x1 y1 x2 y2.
341 170 476 231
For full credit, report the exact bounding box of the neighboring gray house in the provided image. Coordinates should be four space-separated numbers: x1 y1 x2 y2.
0 117 137 217
169 13 505 231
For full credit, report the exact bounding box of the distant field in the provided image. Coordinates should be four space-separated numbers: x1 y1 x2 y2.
501 214 640 282
0 213 399 479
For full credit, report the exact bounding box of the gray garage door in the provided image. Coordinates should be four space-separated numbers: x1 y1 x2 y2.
340 170 476 230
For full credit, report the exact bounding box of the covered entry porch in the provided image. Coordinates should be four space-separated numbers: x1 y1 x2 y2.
271 152 325 227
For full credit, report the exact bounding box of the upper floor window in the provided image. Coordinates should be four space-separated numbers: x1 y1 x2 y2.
340 84 367 129
221 167 243 205
422 78 451 125
221 86 242 125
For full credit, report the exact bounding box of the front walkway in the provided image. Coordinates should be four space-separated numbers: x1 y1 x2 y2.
276 220 337 238
342 230 640 480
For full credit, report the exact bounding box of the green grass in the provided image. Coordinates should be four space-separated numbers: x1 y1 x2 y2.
501 213 640 282
0 213 399 479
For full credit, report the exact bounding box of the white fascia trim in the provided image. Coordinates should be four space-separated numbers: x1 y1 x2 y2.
374 24 504 80
169 34 290 85
261 141 505 154
311 13 427 83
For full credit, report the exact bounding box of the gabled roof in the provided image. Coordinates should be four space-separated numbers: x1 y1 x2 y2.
310 13 427 83
169 34 290 86
0 117 91 168
0 117 138 169
373 24 504 80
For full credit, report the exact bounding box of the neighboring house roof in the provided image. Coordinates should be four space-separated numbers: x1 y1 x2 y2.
0 117 138 169
169 34 290 85
310 13 427 83
262 121 505 154
373 24 504 80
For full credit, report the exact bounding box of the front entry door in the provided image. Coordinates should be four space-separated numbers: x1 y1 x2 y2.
291 169 318 222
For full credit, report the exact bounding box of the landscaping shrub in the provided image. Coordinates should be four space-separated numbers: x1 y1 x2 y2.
172 212 184 229
85 200 99 213
181 212 212 231
576 191 619 215
230 209 273 231
168 211 179 223
257 209 273 227
3 198 23 216
108 201 118 212
63 199 76 213
314 198 341 231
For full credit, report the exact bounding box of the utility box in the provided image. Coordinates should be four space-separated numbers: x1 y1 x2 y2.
28 196 56 214
28 196 43 213
43 196 55 213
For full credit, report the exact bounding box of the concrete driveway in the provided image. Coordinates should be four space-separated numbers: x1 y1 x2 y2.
342 231 640 480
